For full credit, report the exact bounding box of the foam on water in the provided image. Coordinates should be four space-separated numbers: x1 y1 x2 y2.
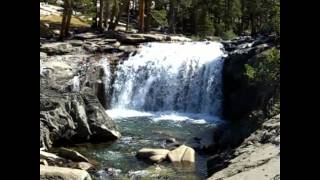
106 108 222 124
106 109 153 119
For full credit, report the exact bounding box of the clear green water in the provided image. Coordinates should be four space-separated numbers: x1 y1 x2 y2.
72 113 218 180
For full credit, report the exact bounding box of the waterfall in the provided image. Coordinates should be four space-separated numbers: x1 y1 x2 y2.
100 58 112 105
72 75 80 92
109 42 226 117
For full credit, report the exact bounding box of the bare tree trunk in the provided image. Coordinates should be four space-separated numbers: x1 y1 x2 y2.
138 0 145 32
98 0 104 31
144 0 151 32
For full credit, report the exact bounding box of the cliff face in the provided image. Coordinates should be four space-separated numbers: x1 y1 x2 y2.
222 35 280 122
208 114 280 180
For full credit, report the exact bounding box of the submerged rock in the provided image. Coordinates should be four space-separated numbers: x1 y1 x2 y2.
74 162 94 171
137 148 170 163
40 165 92 180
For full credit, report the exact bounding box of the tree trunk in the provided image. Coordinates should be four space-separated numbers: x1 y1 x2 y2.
144 0 151 32
126 0 131 32
104 0 110 29
59 9 67 39
59 0 72 40
138 0 145 32
91 0 98 28
168 0 175 34
98 0 104 31
65 5 72 37
113 2 124 31
250 14 256 36
108 0 120 31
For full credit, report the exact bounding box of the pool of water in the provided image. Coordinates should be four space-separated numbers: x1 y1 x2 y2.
72 110 221 179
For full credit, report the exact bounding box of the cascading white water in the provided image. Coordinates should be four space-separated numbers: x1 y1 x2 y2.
72 75 80 92
110 42 226 117
99 58 112 107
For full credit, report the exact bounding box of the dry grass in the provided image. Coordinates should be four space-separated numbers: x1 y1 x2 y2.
40 15 90 28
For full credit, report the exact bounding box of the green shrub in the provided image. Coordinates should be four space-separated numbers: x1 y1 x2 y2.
196 11 214 37
245 64 256 79
245 47 280 85
214 23 225 37
151 9 169 27
222 30 236 40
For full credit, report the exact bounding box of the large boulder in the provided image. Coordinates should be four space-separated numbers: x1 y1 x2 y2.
137 148 170 163
40 165 92 180
80 87 121 141
40 86 120 149
168 145 195 163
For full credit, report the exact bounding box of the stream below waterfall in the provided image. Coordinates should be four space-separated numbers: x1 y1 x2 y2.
73 110 222 179
73 41 226 179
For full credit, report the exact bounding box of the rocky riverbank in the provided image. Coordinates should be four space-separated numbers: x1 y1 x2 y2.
207 114 280 180
40 30 280 179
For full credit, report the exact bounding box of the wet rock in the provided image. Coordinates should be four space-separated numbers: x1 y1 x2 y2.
74 32 103 40
40 52 47 59
168 145 195 163
128 170 150 178
137 148 170 163
82 43 99 53
105 168 122 176
112 41 121 48
67 40 84 47
54 148 89 163
75 162 94 171
40 151 67 166
119 45 137 53
165 137 177 144
40 165 92 180
40 42 74 55
40 159 48 166
80 87 121 141
109 32 169 44
98 45 120 53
